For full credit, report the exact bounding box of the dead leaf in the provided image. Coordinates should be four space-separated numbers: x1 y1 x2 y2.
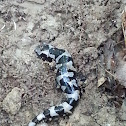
98 76 106 87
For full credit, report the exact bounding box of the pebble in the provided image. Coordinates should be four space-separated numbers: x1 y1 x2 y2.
119 98 126 121
2 87 23 115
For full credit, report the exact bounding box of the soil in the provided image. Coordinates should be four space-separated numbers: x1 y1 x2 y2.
0 0 126 126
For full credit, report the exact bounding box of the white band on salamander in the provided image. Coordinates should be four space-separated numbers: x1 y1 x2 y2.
37 113 45 121
28 122 36 126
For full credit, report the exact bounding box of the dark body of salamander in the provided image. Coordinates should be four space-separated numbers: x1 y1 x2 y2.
28 43 80 126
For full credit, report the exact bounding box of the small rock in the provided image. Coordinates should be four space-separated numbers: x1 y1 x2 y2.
116 63 126 88
2 87 23 115
24 110 34 123
119 98 126 121
93 107 116 125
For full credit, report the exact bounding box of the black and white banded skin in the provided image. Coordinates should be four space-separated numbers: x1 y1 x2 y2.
28 43 80 126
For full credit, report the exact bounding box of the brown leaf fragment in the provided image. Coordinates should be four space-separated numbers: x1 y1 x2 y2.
98 76 106 87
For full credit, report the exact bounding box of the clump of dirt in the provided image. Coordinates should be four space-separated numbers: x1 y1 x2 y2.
0 0 126 126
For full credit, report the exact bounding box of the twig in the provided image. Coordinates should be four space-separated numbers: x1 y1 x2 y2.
12 20 16 30
0 24 5 31
122 6 126 47
98 63 116 79
104 69 116 78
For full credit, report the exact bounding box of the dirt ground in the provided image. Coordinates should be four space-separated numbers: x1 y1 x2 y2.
0 0 126 126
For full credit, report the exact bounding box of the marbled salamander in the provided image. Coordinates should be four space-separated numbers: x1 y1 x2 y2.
28 43 80 126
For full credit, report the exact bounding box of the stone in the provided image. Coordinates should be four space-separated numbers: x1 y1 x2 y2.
2 87 23 115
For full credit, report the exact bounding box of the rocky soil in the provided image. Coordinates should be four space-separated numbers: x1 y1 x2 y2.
0 0 126 126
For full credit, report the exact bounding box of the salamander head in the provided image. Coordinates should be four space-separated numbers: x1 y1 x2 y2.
34 43 53 62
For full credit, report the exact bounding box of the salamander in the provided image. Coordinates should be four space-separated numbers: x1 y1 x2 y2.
28 43 80 126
